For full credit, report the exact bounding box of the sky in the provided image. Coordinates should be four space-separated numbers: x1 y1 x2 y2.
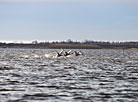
0 0 138 42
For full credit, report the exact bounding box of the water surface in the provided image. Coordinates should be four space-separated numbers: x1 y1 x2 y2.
0 48 138 102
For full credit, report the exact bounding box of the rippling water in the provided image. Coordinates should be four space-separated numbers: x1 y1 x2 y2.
0 48 138 102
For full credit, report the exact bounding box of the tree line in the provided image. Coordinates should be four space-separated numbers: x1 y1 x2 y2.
0 39 138 49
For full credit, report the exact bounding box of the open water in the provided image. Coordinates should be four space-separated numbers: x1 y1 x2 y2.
0 48 138 102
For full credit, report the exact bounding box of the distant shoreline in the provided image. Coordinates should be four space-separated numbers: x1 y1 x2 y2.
0 44 138 49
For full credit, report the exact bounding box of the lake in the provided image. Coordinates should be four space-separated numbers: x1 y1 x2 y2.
0 48 138 102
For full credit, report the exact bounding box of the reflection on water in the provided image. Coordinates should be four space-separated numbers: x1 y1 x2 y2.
0 48 138 102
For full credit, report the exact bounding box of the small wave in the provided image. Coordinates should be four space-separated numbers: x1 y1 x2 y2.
0 88 24 91
11 73 22 77
18 53 55 59
64 66 77 70
18 55 30 58
44 54 55 58
18 53 43 58
23 93 57 100
0 66 14 70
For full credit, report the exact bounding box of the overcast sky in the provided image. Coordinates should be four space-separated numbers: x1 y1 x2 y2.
0 0 138 42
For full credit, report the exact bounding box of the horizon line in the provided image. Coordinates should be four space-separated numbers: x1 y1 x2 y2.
1 40 138 44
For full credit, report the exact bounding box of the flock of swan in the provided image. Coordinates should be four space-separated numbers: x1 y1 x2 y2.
55 49 83 57
19 49 83 58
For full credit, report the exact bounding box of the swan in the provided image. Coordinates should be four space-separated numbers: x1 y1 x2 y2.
55 51 62 57
62 49 71 56
55 49 83 57
73 51 83 56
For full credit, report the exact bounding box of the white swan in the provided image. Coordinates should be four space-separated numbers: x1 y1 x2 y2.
54 49 83 57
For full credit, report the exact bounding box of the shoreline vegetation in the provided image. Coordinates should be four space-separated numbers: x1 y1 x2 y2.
0 40 138 49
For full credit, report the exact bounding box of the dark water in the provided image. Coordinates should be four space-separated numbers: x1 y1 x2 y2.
0 48 138 102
